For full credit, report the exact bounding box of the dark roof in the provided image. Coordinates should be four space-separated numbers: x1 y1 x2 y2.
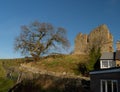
90 67 120 74
116 50 120 60
90 66 120 72
100 52 115 60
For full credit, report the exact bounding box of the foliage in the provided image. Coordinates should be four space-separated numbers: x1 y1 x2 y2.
87 32 105 71
14 21 70 60
88 47 101 71
74 63 88 76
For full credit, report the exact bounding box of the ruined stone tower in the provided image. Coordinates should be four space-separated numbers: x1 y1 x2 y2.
116 41 120 51
74 24 113 54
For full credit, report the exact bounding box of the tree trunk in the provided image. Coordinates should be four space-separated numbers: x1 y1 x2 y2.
31 53 40 62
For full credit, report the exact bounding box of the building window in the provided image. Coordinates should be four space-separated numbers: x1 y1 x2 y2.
101 80 118 92
100 60 116 69
101 80 105 92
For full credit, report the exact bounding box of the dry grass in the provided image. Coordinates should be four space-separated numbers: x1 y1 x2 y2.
30 54 89 74
0 54 89 76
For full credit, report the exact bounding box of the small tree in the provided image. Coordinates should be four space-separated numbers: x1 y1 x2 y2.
14 21 70 61
88 46 101 71
87 36 103 71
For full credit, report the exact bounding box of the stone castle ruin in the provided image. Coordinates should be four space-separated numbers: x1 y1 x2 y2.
74 24 113 54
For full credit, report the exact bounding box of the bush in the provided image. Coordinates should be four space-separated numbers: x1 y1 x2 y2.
74 63 88 76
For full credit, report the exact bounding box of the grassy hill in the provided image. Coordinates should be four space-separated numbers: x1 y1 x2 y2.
0 54 90 78
27 54 90 75
0 58 24 76
0 58 24 92
0 54 90 91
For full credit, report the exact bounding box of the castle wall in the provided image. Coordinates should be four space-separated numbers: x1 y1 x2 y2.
74 24 113 54
74 33 88 54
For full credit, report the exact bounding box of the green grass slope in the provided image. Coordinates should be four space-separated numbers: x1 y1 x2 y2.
0 78 14 92
0 59 24 91
29 54 90 75
0 55 90 91
0 62 6 77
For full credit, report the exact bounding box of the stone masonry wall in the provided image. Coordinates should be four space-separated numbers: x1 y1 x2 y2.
74 24 113 54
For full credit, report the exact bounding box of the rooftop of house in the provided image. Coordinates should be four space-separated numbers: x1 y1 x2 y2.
100 50 120 60
90 67 120 74
115 50 120 60
100 52 115 60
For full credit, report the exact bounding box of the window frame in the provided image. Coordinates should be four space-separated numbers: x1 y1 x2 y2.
100 60 116 69
101 80 118 92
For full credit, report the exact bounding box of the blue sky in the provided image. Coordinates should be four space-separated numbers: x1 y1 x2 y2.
0 0 120 58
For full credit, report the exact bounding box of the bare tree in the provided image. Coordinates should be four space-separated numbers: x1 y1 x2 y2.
14 21 70 61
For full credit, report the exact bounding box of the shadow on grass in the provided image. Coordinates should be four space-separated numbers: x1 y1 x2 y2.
9 74 90 92
73 63 89 77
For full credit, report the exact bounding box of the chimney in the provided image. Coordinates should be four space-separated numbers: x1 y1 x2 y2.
116 41 120 51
